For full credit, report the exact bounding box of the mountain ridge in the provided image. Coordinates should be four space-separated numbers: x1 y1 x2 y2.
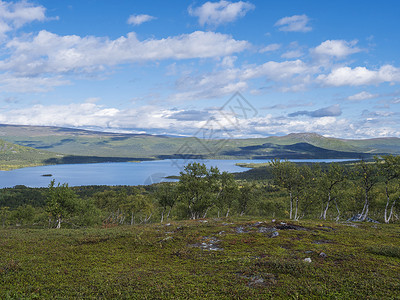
0 124 399 164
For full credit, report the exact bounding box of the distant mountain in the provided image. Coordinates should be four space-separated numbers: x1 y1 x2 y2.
0 124 399 164
261 133 400 154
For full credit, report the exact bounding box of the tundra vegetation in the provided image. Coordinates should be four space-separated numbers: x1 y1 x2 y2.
0 156 399 298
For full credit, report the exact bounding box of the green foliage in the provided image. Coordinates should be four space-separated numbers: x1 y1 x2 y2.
215 171 239 217
177 163 221 219
46 180 80 228
368 244 400 259
1 157 400 226
237 182 258 216
0 206 10 227
10 205 35 225
154 182 177 222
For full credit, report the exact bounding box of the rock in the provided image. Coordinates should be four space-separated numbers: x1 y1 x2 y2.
304 257 312 263
258 227 277 233
276 224 308 231
235 226 247 234
305 250 313 254
270 231 279 238
191 236 223 251
272 219 276 223
165 223 171 226
312 240 332 244
347 214 379 223
319 252 327 258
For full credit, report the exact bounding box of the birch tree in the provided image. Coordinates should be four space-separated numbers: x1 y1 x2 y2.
318 163 346 220
178 163 220 219
155 183 176 223
354 161 379 221
46 180 79 229
376 155 400 223
271 159 299 219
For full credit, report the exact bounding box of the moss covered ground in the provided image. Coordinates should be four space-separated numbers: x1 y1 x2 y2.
1 218 399 299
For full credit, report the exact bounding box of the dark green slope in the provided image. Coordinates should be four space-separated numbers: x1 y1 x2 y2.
221 142 369 159
0 124 399 161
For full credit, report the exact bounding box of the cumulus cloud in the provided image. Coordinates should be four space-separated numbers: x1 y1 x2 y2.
172 68 247 101
188 0 255 27
127 14 156 25
171 58 320 100
288 104 342 118
259 43 281 53
281 50 303 59
0 0 46 38
219 56 237 68
0 73 69 92
313 40 361 59
318 65 400 86
275 14 311 32
0 30 249 77
347 91 377 101
0 101 396 139
242 59 311 81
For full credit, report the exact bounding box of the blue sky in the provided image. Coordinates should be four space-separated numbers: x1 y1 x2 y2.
0 0 400 138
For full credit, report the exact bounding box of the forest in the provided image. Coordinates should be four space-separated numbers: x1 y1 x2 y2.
1 155 399 228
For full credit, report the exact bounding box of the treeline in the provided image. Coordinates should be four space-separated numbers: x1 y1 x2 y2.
0 155 399 228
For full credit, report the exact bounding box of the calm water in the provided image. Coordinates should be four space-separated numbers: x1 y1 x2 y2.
0 159 356 188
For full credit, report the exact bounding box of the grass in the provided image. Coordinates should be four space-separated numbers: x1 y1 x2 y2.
0 139 64 170
1 218 399 299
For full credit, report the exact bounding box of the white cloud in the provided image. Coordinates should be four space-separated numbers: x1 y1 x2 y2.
0 0 46 38
242 59 312 81
0 30 249 77
85 97 101 103
189 0 255 27
219 56 237 68
172 68 247 101
318 65 400 86
259 43 281 53
347 91 377 101
0 103 119 128
171 59 315 101
127 14 156 26
0 101 397 139
0 103 218 134
0 73 69 92
281 50 303 59
313 40 361 59
275 14 311 32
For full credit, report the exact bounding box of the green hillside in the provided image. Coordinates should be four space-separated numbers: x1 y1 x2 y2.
0 124 399 165
0 139 65 170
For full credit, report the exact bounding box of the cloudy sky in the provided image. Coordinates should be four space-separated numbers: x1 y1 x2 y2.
0 0 399 138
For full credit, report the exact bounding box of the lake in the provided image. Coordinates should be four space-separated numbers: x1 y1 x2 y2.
0 159 356 188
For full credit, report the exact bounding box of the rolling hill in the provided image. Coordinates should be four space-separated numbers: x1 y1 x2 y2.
0 139 65 170
0 124 399 168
